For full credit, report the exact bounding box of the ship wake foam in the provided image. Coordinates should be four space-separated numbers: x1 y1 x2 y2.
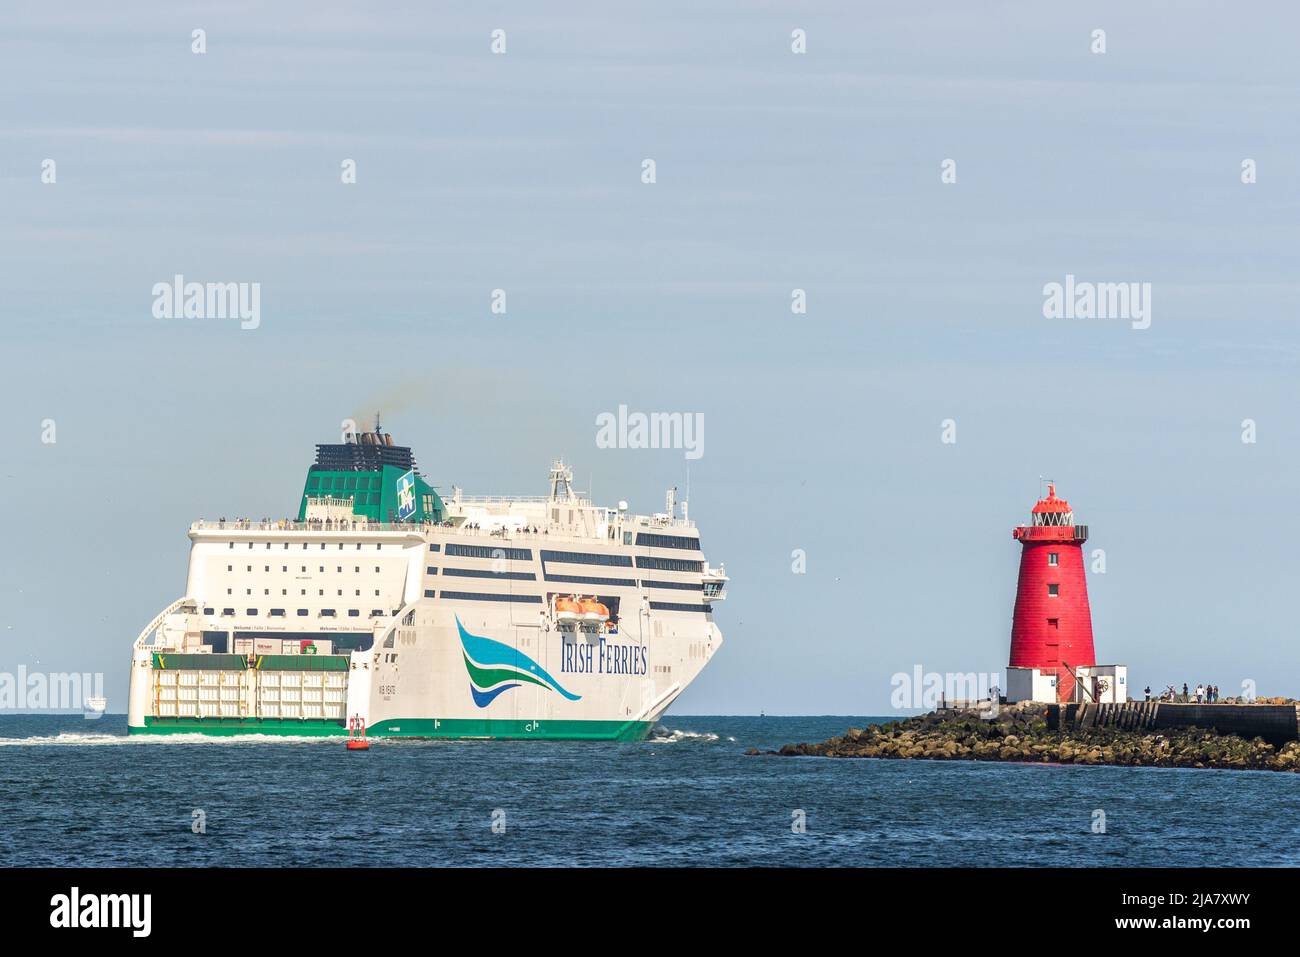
0 732 340 747
648 727 721 744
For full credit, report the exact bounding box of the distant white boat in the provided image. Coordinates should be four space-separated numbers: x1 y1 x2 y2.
84 696 107 719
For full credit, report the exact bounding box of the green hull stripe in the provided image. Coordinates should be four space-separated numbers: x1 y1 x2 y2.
131 716 654 742
365 717 654 741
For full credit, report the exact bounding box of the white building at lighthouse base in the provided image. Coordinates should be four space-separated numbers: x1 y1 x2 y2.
1006 664 1128 704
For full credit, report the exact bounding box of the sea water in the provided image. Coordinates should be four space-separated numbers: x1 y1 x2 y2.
2 714 1298 867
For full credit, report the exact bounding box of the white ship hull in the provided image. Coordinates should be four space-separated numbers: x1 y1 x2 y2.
127 465 727 740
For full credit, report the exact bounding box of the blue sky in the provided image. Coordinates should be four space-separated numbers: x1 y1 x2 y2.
2 1 1298 713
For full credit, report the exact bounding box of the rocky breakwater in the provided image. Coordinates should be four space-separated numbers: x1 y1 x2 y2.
759 704 1300 772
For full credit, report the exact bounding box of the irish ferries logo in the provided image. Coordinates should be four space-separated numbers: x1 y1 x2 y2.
395 469 417 521
457 616 580 708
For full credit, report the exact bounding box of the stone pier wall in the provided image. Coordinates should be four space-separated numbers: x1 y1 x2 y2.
1153 703 1298 746
1047 701 1299 746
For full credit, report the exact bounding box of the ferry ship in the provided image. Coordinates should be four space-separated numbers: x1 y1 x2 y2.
126 426 727 740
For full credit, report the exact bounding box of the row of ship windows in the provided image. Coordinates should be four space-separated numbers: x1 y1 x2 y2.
420 590 710 612
545 551 704 574
229 542 389 550
439 544 532 561
203 601 709 617
203 607 396 618
428 590 541 603
546 573 635 587
542 549 630 567
217 561 700 586
228 565 387 573
227 588 386 596
638 557 702 573
217 540 703 568
426 566 703 590
648 601 712 613
430 543 704 573
633 533 700 551
429 567 535 581
205 597 707 615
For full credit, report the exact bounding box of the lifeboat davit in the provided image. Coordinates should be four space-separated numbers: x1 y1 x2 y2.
555 596 582 623
578 597 609 623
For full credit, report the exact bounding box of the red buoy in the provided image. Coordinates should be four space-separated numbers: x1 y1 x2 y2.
1009 483 1096 703
346 715 370 751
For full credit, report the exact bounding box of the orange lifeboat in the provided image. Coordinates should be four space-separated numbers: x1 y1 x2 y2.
555 596 582 623
578 597 609 623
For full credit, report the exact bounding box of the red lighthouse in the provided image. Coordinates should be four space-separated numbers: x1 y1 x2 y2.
1009 483 1095 703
